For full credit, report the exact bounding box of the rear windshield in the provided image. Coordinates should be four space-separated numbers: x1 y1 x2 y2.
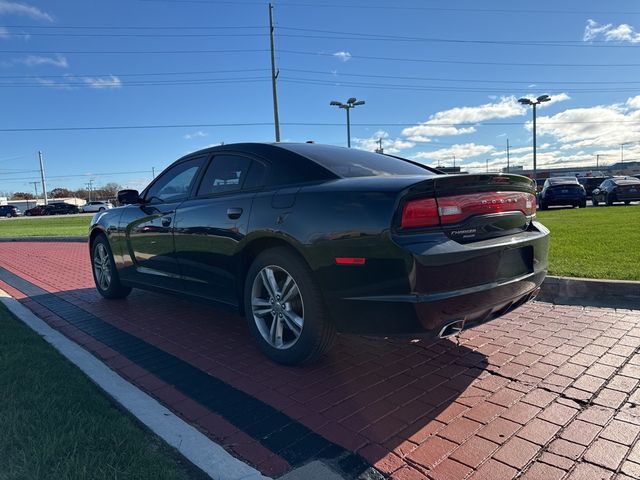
547 177 579 185
613 178 640 185
279 143 436 178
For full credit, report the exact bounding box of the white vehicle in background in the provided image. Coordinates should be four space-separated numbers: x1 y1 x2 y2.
81 201 113 213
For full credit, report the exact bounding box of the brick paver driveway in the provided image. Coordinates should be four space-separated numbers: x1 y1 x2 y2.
1 241 639 480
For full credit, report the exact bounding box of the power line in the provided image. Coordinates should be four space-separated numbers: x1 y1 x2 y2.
0 28 636 48
136 0 640 15
0 77 270 88
279 76 640 94
2 120 640 134
280 49 640 68
0 48 268 54
281 68 640 85
0 68 270 79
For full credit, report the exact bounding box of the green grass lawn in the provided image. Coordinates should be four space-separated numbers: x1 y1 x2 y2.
0 304 194 480
537 205 640 281
0 216 91 237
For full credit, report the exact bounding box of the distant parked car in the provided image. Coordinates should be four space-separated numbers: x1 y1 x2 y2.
24 205 48 216
592 177 640 206
45 203 80 215
578 177 610 199
538 177 586 210
0 205 21 217
81 201 113 213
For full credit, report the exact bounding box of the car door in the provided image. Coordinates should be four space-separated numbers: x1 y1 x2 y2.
173 153 268 306
119 156 206 291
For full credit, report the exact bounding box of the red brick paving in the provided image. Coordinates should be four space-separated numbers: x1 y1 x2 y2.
2 242 640 479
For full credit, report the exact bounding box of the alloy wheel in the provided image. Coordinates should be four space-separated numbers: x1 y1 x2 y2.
251 265 304 349
93 243 112 291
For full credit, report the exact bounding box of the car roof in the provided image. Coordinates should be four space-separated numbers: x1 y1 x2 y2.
612 177 640 185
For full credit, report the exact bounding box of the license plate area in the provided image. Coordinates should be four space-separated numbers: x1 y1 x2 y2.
496 247 533 281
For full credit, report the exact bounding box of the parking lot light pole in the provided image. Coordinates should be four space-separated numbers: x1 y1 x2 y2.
330 98 365 148
518 95 551 181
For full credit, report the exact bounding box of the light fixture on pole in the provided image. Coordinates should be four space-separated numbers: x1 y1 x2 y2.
518 94 551 181
330 97 365 148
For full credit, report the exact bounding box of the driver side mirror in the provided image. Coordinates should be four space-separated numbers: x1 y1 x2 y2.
117 189 141 205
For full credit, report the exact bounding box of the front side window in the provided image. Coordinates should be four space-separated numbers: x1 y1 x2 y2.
145 157 205 203
197 155 255 196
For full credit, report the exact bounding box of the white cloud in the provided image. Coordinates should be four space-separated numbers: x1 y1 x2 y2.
413 143 496 163
528 96 640 147
333 51 352 62
82 75 122 89
0 1 53 22
583 19 640 43
627 96 640 110
353 130 414 154
402 96 525 141
183 130 208 140
18 54 68 68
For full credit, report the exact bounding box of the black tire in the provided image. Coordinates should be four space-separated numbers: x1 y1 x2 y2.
5 213 11 218
91 234 132 299
540 202 548 210
625 201 631 205
579 201 587 208
244 247 336 365
592 198 598 206
25 212 31 216
606 194 614 206
99 207 105 212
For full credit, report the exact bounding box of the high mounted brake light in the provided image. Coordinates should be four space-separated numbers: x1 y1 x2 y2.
401 192 536 229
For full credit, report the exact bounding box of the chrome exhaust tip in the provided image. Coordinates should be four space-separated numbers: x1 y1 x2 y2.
528 287 541 302
438 320 465 339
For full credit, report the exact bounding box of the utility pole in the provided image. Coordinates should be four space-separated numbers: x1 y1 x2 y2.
374 138 384 154
29 181 39 200
486 158 489 173
29 181 39 209
86 179 94 202
38 150 48 205
453 154 456 169
268 3 281 142
621 143 625 164
596 154 600 168
152 167 156 179
506 138 510 173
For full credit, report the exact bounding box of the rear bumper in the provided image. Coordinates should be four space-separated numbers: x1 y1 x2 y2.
325 221 549 335
541 196 585 206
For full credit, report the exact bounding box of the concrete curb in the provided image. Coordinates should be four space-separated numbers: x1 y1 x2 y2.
0 289 269 480
539 275 640 309
0 236 87 243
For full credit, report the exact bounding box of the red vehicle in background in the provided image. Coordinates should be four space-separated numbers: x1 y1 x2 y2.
24 205 49 216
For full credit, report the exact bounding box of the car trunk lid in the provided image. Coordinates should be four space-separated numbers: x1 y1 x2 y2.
399 174 537 243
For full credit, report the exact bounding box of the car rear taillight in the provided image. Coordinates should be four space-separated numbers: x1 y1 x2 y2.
401 198 440 228
401 192 536 229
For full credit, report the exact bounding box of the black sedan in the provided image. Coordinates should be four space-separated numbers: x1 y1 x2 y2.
45 203 80 215
538 177 587 210
592 177 640 206
89 143 549 364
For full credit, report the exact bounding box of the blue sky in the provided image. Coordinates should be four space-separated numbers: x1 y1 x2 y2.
1 0 640 193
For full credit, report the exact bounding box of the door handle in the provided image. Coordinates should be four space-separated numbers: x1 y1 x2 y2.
161 216 172 227
227 207 243 219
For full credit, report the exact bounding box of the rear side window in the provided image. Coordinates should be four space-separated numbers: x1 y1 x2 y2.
198 154 255 196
